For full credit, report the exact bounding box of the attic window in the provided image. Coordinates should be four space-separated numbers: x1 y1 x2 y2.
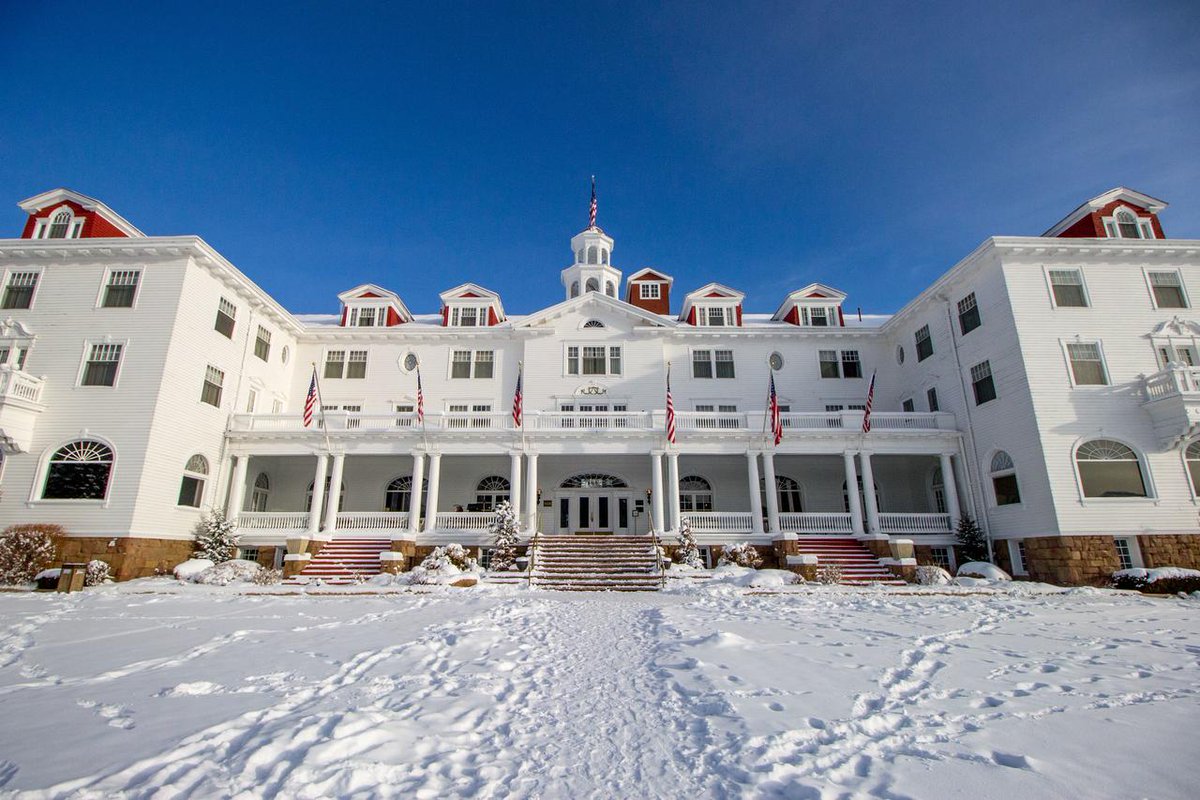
808 307 829 327
696 306 735 326
450 306 489 326
1104 208 1155 239
583 320 605 328
48 210 73 239
349 307 382 327
639 283 660 300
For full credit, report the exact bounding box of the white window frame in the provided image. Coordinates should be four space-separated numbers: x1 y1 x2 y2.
95 268 142 309
215 297 238 338
324 349 347 379
34 206 83 240
1144 269 1190 310
1101 205 1155 240
1060 339 1111 387
1182 439 1200 502
348 305 387 327
1007 540 1029 576
563 342 621 377
689 347 735 379
1044 267 1091 309
989 450 1022 507
449 349 497 379
346 349 368 379
29 435 118 507
1071 437 1157 504
254 325 272 361
76 339 128 389
1113 536 1144 569
693 304 737 326
1 269 42 311
448 304 492 327
177 454 209 509
639 283 661 300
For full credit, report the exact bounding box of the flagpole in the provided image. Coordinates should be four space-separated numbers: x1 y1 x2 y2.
311 362 333 454
417 365 429 453
517 360 526 451
665 361 672 450
761 367 772 450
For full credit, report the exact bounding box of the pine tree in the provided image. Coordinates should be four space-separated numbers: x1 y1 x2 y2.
955 515 989 562
676 517 702 569
193 509 239 563
487 500 521 572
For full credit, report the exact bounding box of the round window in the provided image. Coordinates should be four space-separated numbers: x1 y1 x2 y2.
281 345 290 365
401 352 419 372
769 352 784 371
896 345 905 365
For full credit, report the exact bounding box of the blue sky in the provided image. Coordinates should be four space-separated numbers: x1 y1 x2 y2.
2 1 1197 316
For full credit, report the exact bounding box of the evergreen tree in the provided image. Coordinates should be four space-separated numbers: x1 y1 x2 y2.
955 515 989 562
487 500 521 572
193 509 239 563
676 517 703 569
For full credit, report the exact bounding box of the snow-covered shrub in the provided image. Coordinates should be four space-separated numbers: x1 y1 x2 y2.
957 561 1011 581
84 559 112 586
717 542 762 569
0 524 63 585
487 501 521 572
251 568 283 586
814 564 843 585
1112 567 1200 594
915 565 953 586
173 558 215 581
193 559 262 586
675 518 702 569
193 509 238 563
410 544 480 585
955 516 988 563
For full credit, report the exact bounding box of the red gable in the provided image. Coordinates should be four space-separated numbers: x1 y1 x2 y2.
21 199 129 239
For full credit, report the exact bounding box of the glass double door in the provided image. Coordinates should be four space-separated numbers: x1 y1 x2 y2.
557 491 633 534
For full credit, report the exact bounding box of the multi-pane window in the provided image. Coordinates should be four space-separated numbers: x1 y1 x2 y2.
81 343 123 387
902 398 915 412
693 349 713 379
42 440 114 500
929 547 952 570
1149 271 1188 309
695 306 735 326
693 350 734 379
251 473 270 512
609 346 622 375
254 326 271 361
452 350 472 378
201 365 224 407
566 345 619 376
348 306 385 327
970 360 996 405
841 350 862 378
325 350 346 379
957 293 981 334
819 350 840 379
450 307 482 327
926 387 939 412
2 272 39 309
640 283 660 299
48 210 72 239
357 307 377 327
1049 269 1088 307
1010 540 1028 576
1067 342 1108 385
1075 439 1148 498
1106 209 1151 239
102 270 140 308
473 350 494 379
807 307 830 327
450 350 495 379
246 389 258 413
714 350 735 378
583 346 606 375
1114 538 1135 570
215 297 237 338
990 451 1021 505
679 476 714 512
177 454 208 508
346 350 368 379
915 325 933 361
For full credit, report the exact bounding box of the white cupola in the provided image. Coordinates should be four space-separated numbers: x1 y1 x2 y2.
561 226 622 301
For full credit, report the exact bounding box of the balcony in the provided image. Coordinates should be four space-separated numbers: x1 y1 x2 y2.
0 367 46 452
1142 365 1200 447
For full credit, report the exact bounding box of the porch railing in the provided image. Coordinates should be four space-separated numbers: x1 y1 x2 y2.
532 411 654 430
878 513 953 534
334 511 410 531
236 511 310 531
780 512 854 534
673 411 747 431
434 511 497 531
685 511 754 532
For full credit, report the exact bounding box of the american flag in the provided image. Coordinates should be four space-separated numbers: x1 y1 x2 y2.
862 371 876 433
512 363 523 427
769 372 783 446
665 364 676 444
416 367 425 424
589 176 597 228
303 369 318 428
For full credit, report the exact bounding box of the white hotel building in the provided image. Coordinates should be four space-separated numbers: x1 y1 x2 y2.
0 186 1198 584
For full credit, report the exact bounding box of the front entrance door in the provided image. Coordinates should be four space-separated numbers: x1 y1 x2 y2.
556 491 632 534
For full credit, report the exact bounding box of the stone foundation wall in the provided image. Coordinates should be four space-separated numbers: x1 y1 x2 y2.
1137 534 1200 570
56 537 195 581
1019 536 1119 586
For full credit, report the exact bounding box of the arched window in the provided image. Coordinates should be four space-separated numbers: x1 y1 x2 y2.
570 280 580 298
601 249 609 265
587 246 598 264
775 476 803 513
385 475 426 512
1076 439 1148 498
305 478 345 513
1186 441 1200 496
605 281 616 297
930 467 946 514
990 451 1021 505
1116 209 1141 239
842 477 879 513
583 319 605 329
475 475 510 510
576 249 584 263
560 473 628 488
43 439 114 500
679 476 713 512
177 454 209 508
48 210 72 239
585 277 599 293
251 472 270 512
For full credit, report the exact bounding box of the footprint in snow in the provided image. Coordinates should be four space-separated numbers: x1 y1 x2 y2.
991 751 1032 770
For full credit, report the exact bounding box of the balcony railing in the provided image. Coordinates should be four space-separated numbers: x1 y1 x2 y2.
1144 365 1200 400
334 512 410 531
236 511 310 531
780 512 854 534
532 411 654 430
0 367 44 405
878 513 952 534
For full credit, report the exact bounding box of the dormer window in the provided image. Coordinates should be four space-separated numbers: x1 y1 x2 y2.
1102 207 1155 239
697 306 735 326
640 283 660 300
49 210 72 238
35 208 84 240
1117 209 1140 238
349 306 385 327
450 306 488 327
809 307 829 326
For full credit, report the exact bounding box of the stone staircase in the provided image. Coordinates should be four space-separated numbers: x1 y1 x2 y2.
283 538 390 585
794 537 907 586
529 535 663 591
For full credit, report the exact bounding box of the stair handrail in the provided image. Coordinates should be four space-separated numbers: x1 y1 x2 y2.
650 530 667 588
526 533 538 588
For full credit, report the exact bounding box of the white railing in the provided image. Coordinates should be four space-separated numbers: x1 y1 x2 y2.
878 513 952 534
334 512 410 531
673 411 747 431
0 368 44 405
533 411 653 430
684 511 754 532
780 512 854 534
779 412 845 429
236 511 310 531
434 511 497 531
1143 365 1200 400
440 412 513 431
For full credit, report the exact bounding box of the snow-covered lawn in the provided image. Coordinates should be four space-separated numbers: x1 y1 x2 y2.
0 582 1196 799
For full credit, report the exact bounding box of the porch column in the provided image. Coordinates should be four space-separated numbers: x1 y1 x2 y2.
844 451 865 535
322 452 345 533
666 451 681 532
423 452 442 533
226 455 249 519
939 452 961 525
761 450 781 534
509 452 523 520
650 450 665 533
307 453 329 534
860 450 881 535
525 452 539 534
407 451 426 535
746 451 765 535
